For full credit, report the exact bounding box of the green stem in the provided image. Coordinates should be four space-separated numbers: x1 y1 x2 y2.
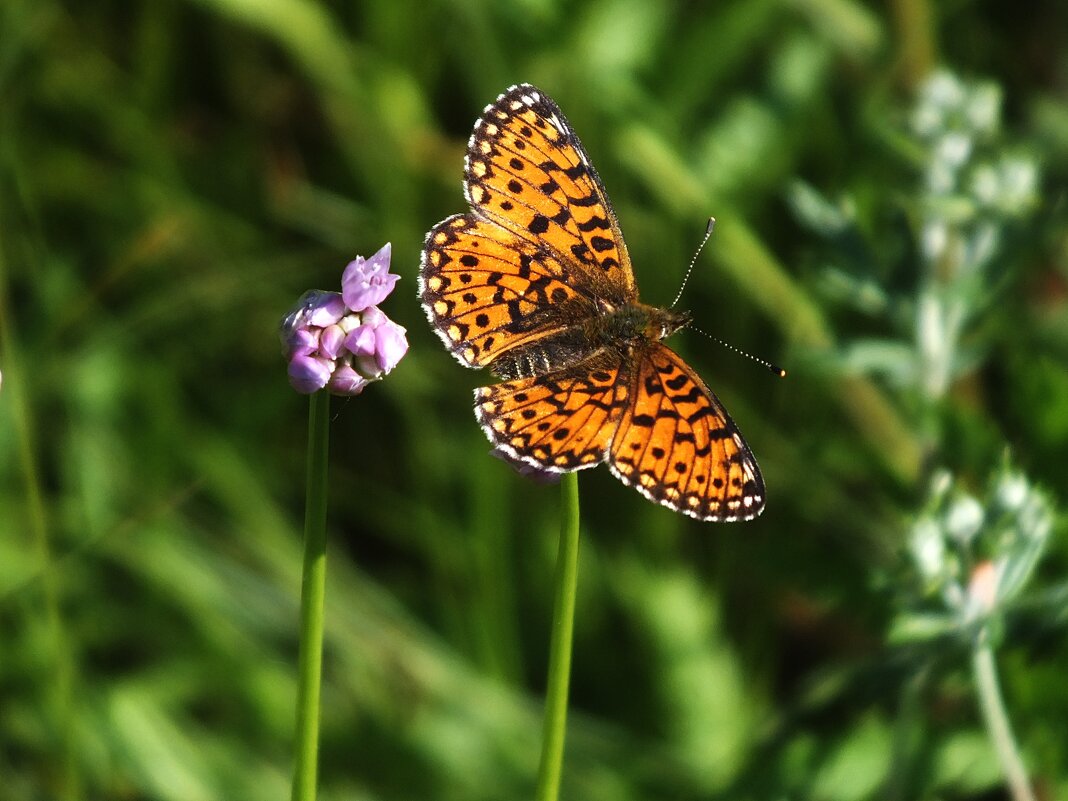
972 628 1035 801
291 390 331 801
534 472 581 801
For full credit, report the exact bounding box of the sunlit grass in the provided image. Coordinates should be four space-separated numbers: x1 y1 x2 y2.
1 1 1067 799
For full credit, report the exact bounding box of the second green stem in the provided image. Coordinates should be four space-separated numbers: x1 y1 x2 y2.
534 472 581 801
972 628 1035 801
291 390 331 801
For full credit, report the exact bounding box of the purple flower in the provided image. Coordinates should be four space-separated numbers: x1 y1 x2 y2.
280 244 407 395
281 291 343 355
343 307 409 377
326 364 369 396
373 319 408 373
318 324 347 360
288 354 334 394
342 243 400 312
345 324 377 358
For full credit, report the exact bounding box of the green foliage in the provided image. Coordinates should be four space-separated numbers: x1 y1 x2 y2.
2 1 1067 799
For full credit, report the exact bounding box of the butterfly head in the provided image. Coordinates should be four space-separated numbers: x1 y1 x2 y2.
647 307 692 342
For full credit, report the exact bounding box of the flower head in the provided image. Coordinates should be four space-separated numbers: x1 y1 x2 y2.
281 244 407 395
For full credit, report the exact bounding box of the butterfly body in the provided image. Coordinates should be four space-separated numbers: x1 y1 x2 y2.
490 302 691 381
420 84 765 521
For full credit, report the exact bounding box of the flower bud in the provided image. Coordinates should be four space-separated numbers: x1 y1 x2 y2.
966 560 999 617
327 363 369 396
342 243 400 312
288 354 334 394
374 319 409 373
910 519 946 583
944 495 983 545
319 324 347 360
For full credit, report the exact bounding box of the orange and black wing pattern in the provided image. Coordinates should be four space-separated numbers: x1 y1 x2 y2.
419 84 640 373
420 212 594 369
461 84 637 306
609 343 765 521
474 354 629 472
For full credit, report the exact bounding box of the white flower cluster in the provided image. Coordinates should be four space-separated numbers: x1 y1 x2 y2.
912 71 1040 400
902 464 1053 637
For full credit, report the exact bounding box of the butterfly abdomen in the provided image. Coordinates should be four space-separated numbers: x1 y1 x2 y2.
490 327 601 380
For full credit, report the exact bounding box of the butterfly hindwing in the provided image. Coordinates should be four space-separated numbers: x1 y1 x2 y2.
609 343 765 521
474 353 629 472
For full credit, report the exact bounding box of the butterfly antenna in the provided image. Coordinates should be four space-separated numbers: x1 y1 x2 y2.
689 325 787 378
671 217 717 308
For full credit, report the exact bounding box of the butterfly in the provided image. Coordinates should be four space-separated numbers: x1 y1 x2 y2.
419 84 765 521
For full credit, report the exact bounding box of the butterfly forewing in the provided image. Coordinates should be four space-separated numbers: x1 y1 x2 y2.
464 84 637 306
420 213 594 369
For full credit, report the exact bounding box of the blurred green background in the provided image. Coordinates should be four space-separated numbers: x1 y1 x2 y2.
2 0 1067 799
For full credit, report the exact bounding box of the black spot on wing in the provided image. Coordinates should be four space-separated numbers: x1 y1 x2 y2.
529 214 550 234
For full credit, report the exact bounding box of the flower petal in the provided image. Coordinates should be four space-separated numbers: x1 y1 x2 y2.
327 363 369 396
342 243 400 311
283 326 320 359
373 319 408 373
318 324 347 360
288 355 334 394
344 324 377 357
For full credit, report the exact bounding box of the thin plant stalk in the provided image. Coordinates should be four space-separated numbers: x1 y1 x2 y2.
972 627 1036 801
291 390 331 801
534 471 581 801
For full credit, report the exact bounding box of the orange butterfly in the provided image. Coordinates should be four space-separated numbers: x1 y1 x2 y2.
419 85 764 520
